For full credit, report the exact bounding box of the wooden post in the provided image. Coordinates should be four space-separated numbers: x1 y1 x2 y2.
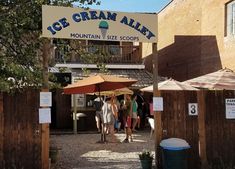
0 94 3 167
153 43 162 169
197 90 208 169
41 39 51 169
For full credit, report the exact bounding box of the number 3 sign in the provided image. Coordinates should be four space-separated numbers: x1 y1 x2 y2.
188 103 198 116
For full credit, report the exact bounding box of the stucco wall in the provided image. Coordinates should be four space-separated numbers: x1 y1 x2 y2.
154 0 235 81
201 0 235 73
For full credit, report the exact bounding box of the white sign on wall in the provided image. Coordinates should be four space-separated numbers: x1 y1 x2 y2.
225 98 235 119
153 97 163 111
188 103 198 116
40 92 52 107
39 108 51 124
71 94 86 108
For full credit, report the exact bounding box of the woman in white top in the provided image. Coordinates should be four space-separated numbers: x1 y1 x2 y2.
102 97 116 142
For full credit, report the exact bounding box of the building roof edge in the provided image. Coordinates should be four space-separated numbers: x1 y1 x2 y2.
158 0 174 14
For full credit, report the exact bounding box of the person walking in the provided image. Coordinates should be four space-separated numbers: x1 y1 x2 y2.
94 97 103 133
102 97 116 143
111 96 120 132
131 94 138 132
137 91 147 129
122 94 133 143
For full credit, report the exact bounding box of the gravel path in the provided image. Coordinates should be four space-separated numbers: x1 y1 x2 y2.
51 130 155 169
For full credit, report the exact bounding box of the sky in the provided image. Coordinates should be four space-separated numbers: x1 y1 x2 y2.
87 0 171 13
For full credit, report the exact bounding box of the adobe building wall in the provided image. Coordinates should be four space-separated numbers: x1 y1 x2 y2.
201 0 235 73
154 0 235 81
142 43 153 59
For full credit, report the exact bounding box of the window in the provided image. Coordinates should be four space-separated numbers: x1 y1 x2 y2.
226 1 235 36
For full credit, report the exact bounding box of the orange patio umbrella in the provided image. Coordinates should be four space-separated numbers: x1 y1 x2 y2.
88 87 133 96
64 74 137 94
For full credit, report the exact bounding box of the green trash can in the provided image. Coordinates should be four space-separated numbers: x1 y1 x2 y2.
160 138 190 169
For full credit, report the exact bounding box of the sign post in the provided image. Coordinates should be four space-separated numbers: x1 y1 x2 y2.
153 42 162 168
41 39 52 169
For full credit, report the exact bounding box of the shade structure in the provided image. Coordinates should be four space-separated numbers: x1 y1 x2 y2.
89 87 133 96
184 68 235 90
140 78 198 92
64 74 137 94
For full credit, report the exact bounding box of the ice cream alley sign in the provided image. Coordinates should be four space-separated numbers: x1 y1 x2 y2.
42 5 157 42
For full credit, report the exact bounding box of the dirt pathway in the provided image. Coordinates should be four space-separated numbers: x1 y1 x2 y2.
51 130 155 169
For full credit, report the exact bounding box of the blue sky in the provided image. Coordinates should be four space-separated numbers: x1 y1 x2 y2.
87 0 171 13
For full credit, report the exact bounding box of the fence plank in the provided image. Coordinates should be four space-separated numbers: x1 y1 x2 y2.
197 90 208 169
2 89 41 169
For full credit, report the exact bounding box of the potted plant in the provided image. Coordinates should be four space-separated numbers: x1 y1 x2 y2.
139 149 154 169
49 145 61 164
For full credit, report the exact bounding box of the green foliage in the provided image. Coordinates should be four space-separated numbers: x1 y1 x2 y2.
139 149 154 160
74 44 110 74
0 0 101 92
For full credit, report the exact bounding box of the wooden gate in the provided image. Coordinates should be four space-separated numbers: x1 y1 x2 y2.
0 89 42 169
204 90 235 166
161 91 199 169
159 90 235 169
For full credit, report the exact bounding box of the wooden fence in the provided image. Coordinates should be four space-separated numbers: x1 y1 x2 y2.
161 91 199 169
1 89 235 169
159 90 235 169
0 89 42 169
204 90 235 166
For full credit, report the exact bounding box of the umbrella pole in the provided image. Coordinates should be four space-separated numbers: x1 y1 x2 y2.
73 94 77 134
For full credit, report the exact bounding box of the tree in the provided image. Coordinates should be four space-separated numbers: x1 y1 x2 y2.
0 0 100 92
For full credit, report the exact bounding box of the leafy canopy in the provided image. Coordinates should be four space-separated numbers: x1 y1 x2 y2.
0 0 100 92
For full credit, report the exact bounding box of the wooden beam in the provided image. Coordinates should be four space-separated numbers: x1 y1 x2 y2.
153 42 162 169
41 123 49 169
197 90 208 169
41 39 51 169
41 88 50 169
154 91 162 169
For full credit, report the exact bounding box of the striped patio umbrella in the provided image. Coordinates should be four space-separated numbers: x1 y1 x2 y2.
140 78 198 92
184 68 235 90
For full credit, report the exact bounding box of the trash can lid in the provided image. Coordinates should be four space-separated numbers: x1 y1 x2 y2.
160 138 190 150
